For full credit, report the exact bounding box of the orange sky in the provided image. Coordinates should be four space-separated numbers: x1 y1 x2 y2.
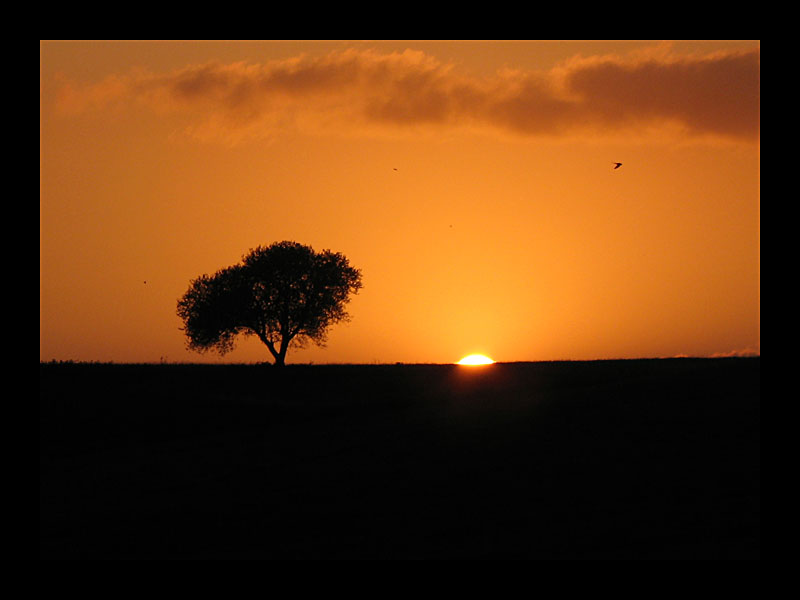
40 40 760 364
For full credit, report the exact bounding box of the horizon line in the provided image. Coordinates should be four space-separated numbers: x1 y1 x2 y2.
40 355 760 367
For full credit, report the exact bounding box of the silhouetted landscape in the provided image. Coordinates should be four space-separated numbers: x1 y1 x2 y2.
40 358 759 559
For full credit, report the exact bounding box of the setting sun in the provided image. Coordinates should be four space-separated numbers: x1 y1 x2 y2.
457 354 495 365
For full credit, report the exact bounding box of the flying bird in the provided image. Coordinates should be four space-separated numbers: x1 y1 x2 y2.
613 162 623 169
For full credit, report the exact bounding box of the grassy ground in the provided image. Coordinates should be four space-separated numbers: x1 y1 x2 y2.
40 358 760 559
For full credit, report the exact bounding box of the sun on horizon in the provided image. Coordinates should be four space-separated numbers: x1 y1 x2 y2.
457 354 495 366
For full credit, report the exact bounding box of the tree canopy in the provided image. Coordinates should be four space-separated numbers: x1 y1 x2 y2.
177 241 362 365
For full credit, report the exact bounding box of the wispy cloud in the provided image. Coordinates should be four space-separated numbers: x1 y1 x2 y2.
53 46 760 144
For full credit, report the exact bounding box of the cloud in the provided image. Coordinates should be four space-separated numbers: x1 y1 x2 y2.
560 48 760 140
53 46 760 143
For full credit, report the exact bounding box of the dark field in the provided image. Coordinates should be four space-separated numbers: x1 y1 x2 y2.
40 358 760 559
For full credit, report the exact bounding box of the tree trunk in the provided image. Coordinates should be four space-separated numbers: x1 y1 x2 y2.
261 333 289 366
263 338 283 366
276 336 289 367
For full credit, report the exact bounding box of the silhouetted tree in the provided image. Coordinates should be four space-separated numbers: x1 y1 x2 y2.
177 241 363 366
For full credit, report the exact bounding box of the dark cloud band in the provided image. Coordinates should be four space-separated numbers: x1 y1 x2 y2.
55 47 760 143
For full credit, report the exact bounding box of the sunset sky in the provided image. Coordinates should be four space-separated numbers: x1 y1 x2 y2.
40 40 760 364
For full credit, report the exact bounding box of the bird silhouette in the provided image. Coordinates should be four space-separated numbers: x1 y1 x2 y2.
613 162 622 169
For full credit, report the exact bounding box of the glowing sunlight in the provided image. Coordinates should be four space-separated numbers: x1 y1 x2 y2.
457 354 496 365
